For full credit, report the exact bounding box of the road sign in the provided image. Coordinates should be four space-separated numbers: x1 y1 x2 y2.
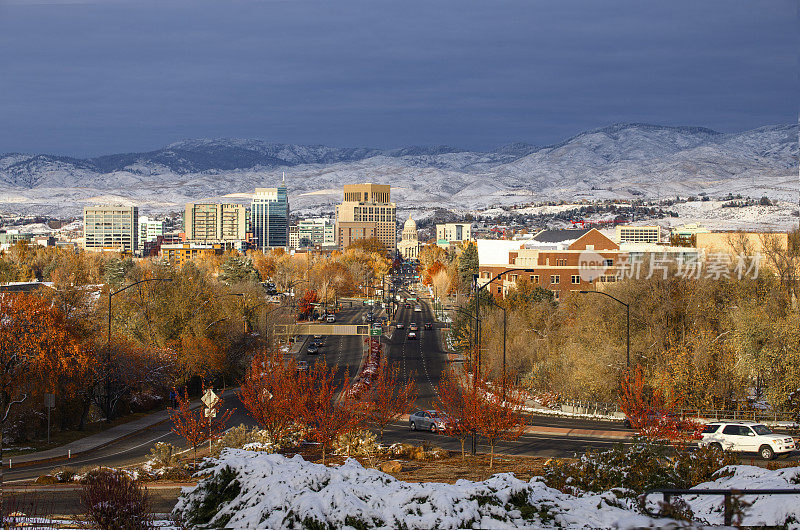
204 407 217 418
370 327 382 337
44 393 55 409
201 389 219 409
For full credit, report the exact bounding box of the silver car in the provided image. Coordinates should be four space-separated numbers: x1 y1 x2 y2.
409 410 447 433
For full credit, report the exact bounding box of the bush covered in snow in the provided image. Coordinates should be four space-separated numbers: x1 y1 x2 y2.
174 449 680 529
543 436 738 496
174 448 800 529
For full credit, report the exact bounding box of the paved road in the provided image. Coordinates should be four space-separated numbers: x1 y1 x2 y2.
7 290 792 483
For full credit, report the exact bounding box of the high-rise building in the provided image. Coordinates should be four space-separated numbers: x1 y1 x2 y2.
184 203 247 242
252 183 289 250
335 183 396 253
83 205 138 252
139 216 165 245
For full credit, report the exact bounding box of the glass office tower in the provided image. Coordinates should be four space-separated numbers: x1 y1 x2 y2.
252 184 289 250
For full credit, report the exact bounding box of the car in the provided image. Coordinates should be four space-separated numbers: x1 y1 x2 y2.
326 314 335 323
395 322 405 329
409 322 418 331
407 331 417 339
424 322 432 330
414 306 422 312
698 421 795 460
405 302 412 308
296 361 309 371
311 338 325 347
409 410 449 433
306 344 320 355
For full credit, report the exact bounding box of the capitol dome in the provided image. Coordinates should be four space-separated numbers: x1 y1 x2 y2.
403 214 417 230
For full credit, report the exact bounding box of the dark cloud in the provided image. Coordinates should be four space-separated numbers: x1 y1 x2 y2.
0 0 795 156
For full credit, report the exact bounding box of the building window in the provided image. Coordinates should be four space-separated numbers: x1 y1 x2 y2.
552 290 560 300
532 275 539 284
604 259 613 266
511 274 518 282
550 275 560 284
571 275 580 284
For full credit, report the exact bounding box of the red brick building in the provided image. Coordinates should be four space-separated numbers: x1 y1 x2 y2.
477 228 621 301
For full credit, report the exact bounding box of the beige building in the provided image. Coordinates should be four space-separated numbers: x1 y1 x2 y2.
616 225 662 244
184 203 247 242
160 242 224 266
83 205 138 252
335 183 396 253
436 223 472 248
695 231 789 257
398 215 421 259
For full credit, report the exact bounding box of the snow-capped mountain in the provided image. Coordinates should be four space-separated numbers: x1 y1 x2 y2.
0 123 796 218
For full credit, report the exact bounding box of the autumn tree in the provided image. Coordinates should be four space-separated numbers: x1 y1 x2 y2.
437 371 475 458
239 350 305 445
348 237 386 255
361 362 417 440
297 289 319 320
170 386 232 464
472 379 526 469
299 362 359 465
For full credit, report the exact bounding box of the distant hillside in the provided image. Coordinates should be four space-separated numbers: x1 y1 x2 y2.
0 122 796 217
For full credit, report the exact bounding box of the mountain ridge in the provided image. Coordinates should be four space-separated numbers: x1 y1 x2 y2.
0 122 796 217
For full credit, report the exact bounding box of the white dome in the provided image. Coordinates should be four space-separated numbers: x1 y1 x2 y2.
403 215 417 230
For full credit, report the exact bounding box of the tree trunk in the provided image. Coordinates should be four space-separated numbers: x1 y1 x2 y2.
489 442 495 469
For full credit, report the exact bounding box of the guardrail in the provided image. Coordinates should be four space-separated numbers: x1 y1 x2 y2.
642 488 800 526
678 409 798 423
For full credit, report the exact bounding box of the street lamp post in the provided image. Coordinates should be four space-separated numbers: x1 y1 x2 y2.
578 290 630 368
485 297 507 403
469 267 535 454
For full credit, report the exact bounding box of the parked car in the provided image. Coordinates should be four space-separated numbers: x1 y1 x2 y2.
409 410 449 433
306 344 320 355
698 421 795 460
414 306 422 312
407 330 417 339
424 322 432 330
326 314 335 323
396 322 405 330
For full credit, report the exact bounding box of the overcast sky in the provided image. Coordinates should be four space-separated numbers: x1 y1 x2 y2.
0 0 795 156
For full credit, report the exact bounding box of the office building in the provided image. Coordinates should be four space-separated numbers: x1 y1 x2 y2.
83 205 138 252
436 222 472 249
292 217 335 249
335 183 396 253
252 183 289 250
184 203 247 242
139 216 165 245
616 225 662 244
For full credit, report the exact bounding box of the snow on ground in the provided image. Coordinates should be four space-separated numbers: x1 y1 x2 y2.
172 449 797 529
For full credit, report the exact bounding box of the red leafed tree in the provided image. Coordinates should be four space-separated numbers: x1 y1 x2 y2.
437 371 476 458
619 366 703 446
424 261 446 286
300 362 360 465
239 349 306 444
362 362 417 440
297 289 318 320
472 378 526 469
170 386 232 463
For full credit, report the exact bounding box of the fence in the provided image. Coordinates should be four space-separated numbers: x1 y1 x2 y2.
642 488 800 526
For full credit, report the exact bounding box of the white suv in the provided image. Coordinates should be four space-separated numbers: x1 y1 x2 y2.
698 422 795 460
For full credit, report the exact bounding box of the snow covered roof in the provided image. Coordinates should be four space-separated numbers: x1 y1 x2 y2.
531 229 591 243
476 239 524 266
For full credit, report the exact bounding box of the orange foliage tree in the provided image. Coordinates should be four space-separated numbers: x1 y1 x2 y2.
437 371 476 458
619 365 703 446
297 289 318 320
423 261 446 286
300 363 360 465
239 350 306 445
170 387 232 463
361 362 417 440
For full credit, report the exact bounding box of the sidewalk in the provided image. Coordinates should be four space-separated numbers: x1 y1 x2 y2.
7 391 226 468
